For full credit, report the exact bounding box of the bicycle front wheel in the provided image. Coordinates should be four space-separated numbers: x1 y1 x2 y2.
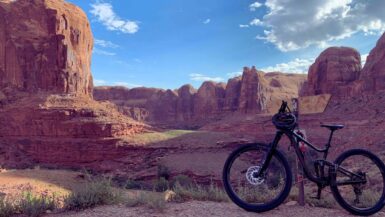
330 149 385 216
222 143 292 212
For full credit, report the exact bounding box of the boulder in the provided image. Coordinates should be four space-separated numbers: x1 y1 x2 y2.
0 0 93 97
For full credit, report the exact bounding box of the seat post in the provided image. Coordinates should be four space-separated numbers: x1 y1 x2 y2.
324 130 335 159
327 130 335 147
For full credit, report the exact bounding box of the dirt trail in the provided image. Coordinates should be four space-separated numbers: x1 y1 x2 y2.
47 201 385 217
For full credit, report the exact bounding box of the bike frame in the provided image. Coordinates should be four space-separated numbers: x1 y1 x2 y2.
260 129 366 187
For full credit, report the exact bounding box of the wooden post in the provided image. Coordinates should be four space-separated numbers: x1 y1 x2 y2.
292 98 305 206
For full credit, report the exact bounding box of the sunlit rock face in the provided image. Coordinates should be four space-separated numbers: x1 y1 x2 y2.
302 47 361 96
360 32 385 92
0 0 93 97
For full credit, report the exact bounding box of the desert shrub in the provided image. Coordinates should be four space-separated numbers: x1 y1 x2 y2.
18 191 57 217
157 165 170 180
154 177 169 192
0 197 15 217
171 182 228 202
126 193 166 212
125 179 145 190
64 178 121 211
170 175 193 188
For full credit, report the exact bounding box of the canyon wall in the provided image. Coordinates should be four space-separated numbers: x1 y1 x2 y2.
94 68 307 126
0 0 146 171
0 0 93 97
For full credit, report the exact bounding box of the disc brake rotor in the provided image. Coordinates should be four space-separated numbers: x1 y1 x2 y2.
246 166 265 185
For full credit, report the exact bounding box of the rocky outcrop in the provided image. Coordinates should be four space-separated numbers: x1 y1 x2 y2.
193 81 226 118
0 0 146 172
176 84 196 121
360 32 385 92
302 47 361 96
94 69 306 126
0 0 93 97
223 77 241 112
238 67 267 113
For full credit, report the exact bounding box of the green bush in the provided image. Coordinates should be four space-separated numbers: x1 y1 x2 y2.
171 182 229 202
154 177 169 192
64 178 121 211
18 191 57 217
0 197 15 217
170 175 193 188
125 179 144 190
126 193 166 212
157 165 170 180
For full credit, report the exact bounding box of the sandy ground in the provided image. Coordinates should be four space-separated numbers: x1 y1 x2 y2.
47 201 385 217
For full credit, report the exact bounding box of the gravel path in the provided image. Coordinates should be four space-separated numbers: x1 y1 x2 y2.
47 201 385 217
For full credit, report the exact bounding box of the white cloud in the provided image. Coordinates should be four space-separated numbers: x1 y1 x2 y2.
239 24 250 28
189 73 224 82
93 48 116 56
250 2 263 11
114 82 142 88
90 2 139 34
261 58 315 73
227 71 242 78
94 39 119 48
94 79 107 86
133 58 142 63
203 19 211 24
361 53 368 66
250 18 263 26
253 0 385 51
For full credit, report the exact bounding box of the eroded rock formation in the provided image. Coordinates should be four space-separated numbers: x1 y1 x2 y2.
0 0 146 171
94 68 306 126
360 33 385 92
301 47 361 96
0 0 93 97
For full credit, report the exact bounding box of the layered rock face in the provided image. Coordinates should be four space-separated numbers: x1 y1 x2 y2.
0 0 93 97
301 47 361 96
302 32 385 97
360 33 385 91
94 68 306 126
0 0 145 171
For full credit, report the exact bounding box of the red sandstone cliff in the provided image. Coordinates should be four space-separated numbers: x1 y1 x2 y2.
0 0 93 97
0 0 146 171
94 69 306 126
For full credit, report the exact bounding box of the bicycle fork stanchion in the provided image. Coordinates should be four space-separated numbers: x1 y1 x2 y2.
292 98 305 206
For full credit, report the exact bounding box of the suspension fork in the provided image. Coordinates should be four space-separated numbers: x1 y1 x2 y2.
257 131 284 176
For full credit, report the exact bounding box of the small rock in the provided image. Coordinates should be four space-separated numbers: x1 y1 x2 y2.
164 190 176 202
285 201 298 206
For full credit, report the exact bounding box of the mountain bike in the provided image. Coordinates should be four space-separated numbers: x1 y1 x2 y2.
222 101 385 216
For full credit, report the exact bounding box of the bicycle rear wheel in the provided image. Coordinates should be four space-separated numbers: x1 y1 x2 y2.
222 143 292 212
330 149 385 216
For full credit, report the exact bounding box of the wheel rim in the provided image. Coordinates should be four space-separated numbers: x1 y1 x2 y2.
335 153 385 211
225 147 289 206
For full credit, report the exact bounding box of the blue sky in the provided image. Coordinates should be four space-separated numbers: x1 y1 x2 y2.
67 0 385 89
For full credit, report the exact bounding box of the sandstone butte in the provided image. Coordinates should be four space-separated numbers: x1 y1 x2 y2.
0 0 147 171
94 67 307 127
1 0 385 183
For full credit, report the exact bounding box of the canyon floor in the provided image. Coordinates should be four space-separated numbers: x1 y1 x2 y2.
48 202 371 217
1 168 385 217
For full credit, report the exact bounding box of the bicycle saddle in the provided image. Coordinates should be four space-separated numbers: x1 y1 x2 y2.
321 124 344 131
